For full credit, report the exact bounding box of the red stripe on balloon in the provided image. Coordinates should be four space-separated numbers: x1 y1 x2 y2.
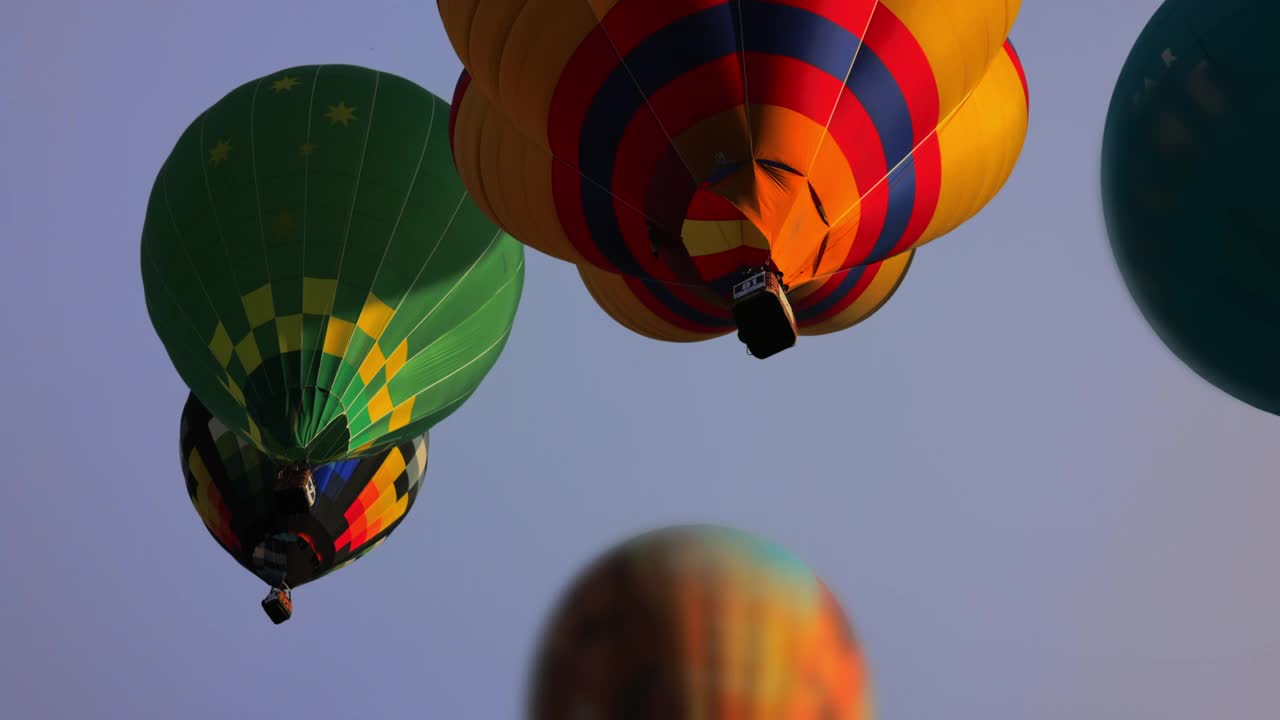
548 29 622 163
598 0 730 56
1005 40 1030 108
862 7 939 145
758 0 878 33
552 156 615 271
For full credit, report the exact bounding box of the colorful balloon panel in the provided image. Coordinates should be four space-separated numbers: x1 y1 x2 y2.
529 525 870 719
143 64 525 465
179 393 428 589
443 1 1028 345
1103 0 1280 415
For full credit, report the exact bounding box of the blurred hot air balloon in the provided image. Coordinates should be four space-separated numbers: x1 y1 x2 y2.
442 0 1029 358
143 64 524 470
1103 0 1280 415
180 393 428 623
528 525 870 719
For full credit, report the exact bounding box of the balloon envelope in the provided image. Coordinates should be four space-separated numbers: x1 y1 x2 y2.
443 1 1027 345
179 393 428 590
528 525 870 719
1103 0 1280 415
143 64 524 464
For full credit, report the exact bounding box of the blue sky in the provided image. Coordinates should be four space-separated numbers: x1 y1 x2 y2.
4 1 1280 718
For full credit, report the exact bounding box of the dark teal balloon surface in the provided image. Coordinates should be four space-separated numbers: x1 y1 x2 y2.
1103 0 1280 415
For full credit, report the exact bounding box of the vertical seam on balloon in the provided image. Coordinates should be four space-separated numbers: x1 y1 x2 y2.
822 6 1012 265
304 190 473 456
470 107 503 231
340 251 523 451
548 143 672 236
795 2 882 276
584 0 699 185
142 237 246 431
825 83 981 247
248 76 288 419
805 2 881 177
340 274 519 453
985 56 1018 226
349 387 469 450
463 0 485 75
303 70 381 455
734 0 755 159
343 268 522 449
298 65 323 411
196 111 275 407
495 0 538 112
337 226 512 425
324 96 438 432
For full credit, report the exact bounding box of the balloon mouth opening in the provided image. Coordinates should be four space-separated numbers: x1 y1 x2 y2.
252 530 323 590
247 385 352 462
731 270 797 359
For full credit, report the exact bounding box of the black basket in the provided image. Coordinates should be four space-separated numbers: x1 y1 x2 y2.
262 588 293 624
731 272 797 359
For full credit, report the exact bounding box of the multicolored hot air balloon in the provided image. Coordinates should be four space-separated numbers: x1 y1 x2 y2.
180 393 428 623
442 0 1028 357
143 64 524 467
1103 0 1280 415
529 525 870 719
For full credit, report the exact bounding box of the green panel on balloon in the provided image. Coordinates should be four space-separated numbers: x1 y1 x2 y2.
142 64 525 463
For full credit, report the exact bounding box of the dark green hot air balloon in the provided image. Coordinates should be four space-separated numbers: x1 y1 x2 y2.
1103 0 1280 414
180 393 428 623
143 64 524 471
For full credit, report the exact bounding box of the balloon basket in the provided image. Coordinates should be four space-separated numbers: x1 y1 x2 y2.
731 271 797 359
262 587 293 624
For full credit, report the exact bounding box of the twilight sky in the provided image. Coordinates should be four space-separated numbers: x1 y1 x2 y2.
4 1 1280 718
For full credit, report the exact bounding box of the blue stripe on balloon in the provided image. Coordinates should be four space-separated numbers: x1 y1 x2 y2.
641 278 733 329
575 0 914 325
793 264 871 323
870 156 918 263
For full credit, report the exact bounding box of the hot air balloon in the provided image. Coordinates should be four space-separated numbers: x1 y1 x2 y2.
1103 0 1280 415
143 64 524 480
529 525 869 718
441 0 1028 358
180 393 428 623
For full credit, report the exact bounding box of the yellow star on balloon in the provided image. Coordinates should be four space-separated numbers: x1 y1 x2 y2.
324 102 356 127
272 76 301 93
209 139 232 166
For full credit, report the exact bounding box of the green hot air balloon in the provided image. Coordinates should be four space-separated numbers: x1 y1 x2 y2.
143 64 524 469
1103 0 1280 415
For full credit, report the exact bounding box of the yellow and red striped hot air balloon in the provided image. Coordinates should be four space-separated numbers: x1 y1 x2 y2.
443 0 1029 357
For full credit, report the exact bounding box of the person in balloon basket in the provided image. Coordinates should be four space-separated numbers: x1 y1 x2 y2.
272 463 317 516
